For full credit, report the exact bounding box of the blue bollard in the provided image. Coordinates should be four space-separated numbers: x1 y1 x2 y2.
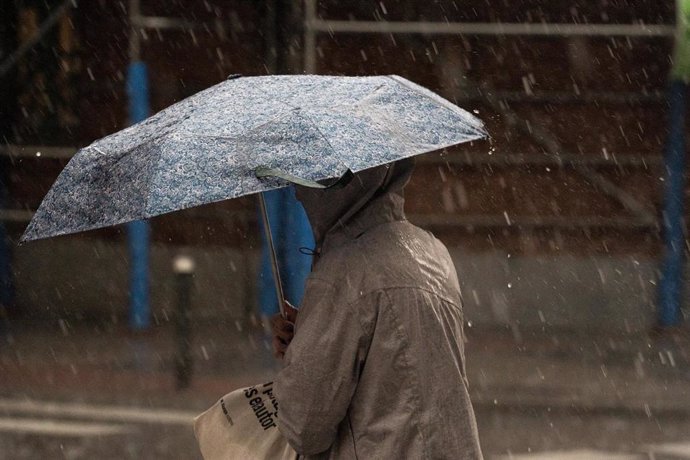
658 80 687 328
127 219 150 330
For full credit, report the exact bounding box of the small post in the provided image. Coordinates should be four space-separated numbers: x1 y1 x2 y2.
173 255 194 390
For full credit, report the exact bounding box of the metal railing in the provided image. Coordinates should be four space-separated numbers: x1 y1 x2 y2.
303 0 675 73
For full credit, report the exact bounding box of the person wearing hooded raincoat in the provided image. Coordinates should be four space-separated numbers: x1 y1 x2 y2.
272 159 483 459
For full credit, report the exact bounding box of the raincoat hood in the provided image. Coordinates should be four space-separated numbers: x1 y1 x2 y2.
294 159 415 248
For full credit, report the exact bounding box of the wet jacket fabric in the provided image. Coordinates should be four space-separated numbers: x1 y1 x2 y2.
274 161 483 459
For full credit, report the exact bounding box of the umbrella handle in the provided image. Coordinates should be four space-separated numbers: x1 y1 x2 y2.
258 192 287 319
255 166 353 189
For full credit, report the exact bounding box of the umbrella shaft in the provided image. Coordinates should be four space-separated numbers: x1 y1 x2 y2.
258 192 286 318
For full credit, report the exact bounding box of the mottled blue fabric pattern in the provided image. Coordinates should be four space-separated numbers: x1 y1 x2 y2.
22 75 485 242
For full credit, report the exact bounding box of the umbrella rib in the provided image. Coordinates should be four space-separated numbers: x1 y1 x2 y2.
321 82 387 113
302 113 343 163
173 109 298 142
385 75 486 136
86 122 177 170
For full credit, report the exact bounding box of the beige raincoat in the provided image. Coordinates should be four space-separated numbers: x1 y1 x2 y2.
274 160 483 459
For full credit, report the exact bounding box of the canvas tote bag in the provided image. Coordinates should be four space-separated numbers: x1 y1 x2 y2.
194 381 297 460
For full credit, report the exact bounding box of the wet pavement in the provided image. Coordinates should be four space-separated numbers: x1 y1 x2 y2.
1 318 689 459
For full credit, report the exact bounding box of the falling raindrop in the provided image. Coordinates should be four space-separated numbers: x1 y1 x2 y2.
644 404 652 418
666 350 676 367
454 182 469 209
521 77 532 96
441 186 456 213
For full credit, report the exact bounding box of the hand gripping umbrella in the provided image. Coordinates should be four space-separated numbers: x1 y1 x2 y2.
21 74 486 317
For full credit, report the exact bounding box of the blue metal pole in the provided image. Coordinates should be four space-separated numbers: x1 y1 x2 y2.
658 79 687 328
258 189 285 316
258 187 313 316
126 61 151 330
282 187 314 304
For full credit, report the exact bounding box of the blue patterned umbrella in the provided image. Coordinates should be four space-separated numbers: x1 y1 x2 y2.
21 74 485 242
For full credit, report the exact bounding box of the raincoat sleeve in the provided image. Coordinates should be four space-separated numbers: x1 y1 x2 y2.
274 278 370 456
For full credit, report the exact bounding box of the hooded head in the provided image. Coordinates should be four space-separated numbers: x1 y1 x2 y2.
295 158 415 248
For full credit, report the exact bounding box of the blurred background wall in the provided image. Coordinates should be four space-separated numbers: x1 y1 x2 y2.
0 0 685 333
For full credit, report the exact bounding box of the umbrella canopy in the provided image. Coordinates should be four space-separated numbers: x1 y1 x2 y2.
21 74 485 242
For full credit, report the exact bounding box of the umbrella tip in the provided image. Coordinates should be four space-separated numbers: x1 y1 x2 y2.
18 227 31 245
18 230 33 245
